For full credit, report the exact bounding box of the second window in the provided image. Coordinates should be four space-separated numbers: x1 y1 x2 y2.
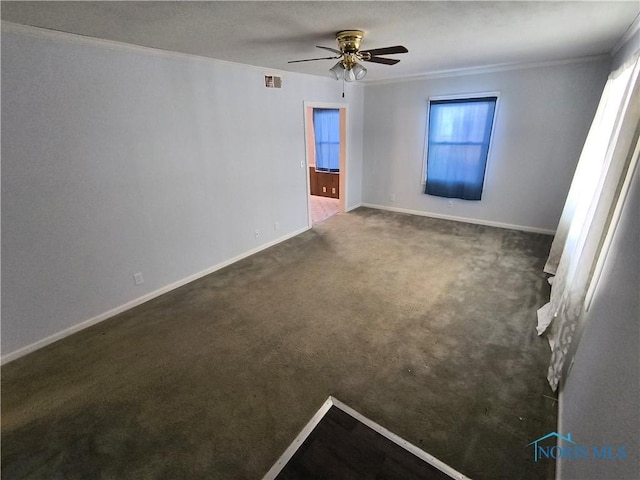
424 96 497 200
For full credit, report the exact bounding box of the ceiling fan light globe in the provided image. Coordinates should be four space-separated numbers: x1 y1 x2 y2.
329 61 344 80
352 63 367 80
344 68 357 82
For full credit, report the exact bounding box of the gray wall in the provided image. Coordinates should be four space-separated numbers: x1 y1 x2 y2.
361 59 610 233
1 24 364 359
557 165 639 480
557 33 639 480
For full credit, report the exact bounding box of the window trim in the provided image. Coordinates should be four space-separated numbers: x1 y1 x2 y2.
421 92 501 198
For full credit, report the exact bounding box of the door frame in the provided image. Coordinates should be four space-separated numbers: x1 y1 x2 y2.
303 101 348 227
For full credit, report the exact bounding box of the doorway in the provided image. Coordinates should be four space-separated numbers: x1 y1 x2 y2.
304 102 347 226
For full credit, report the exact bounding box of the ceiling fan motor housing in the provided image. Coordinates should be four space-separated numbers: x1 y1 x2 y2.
336 30 364 54
287 28 406 80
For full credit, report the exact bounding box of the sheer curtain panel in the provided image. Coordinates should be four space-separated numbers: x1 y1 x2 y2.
537 55 640 391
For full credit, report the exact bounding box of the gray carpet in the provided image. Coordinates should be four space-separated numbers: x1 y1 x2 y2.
1 208 557 479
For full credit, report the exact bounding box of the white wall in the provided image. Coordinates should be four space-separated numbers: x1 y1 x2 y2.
346 89 365 208
1 24 364 360
361 59 610 233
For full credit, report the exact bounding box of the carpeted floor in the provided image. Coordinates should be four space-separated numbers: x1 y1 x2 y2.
1 208 557 479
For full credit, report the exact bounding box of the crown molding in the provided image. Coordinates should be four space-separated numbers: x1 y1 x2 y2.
0 21 253 69
0 20 613 88
1 21 322 82
362 54 611 86
611 13 640 56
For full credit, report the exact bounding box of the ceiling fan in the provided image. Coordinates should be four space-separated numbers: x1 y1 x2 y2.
288 30 408 82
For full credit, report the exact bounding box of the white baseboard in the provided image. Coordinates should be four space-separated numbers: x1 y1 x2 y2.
345 202 362 213
361 203 556 235
1 226 310 365
262 397 335 480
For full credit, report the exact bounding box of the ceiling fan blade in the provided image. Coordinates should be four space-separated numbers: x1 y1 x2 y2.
288 56 341 64
316 45 342 55
363 56 400 65
360 45 408 56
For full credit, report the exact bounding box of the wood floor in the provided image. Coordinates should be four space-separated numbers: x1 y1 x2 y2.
310 194 339 224
273 402 460 480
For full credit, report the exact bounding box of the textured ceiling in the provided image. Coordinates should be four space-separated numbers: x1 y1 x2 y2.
2 1 639 82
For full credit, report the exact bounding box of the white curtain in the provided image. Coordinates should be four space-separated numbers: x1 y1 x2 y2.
537 54 640 391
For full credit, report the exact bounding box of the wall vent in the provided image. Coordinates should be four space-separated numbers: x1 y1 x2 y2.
265 75 282 88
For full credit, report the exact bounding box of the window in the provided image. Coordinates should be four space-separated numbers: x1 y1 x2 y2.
424 96 497 200
313 108 340 172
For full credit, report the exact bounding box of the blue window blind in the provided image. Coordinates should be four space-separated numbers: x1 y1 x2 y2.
313 108 340 172
425 97 497 200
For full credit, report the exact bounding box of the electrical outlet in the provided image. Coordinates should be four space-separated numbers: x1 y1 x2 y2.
274 221 280 231
133 272 144 286
255 229 260 239
390 193 396 202
447 200 453 208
